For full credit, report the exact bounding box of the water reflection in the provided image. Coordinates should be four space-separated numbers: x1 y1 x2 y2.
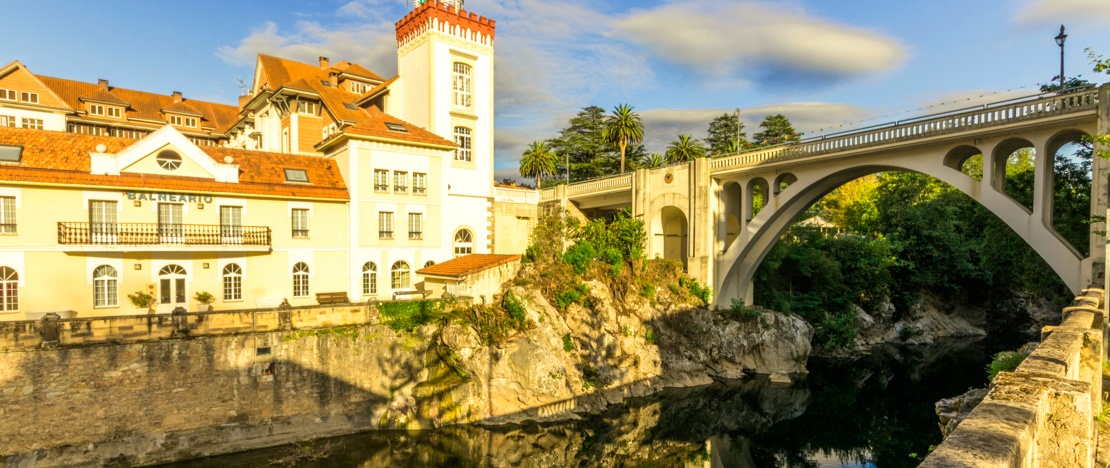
165 337 1007 467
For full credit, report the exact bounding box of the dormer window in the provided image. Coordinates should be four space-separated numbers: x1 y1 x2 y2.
20 92 37 104
89 104 105 116
107 107 122 118
169 115 197 127
0 89 15 101
350 82 369 94
284 168 309 183
384 122 408 133
156 150 182 170
296 101 317 115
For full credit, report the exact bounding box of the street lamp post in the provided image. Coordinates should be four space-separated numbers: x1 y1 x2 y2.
1055 25 1067 90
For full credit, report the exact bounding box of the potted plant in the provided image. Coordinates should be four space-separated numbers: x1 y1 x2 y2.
127 290 156 314
193 291 216 312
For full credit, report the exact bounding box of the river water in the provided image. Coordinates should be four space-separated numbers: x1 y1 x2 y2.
164 336 1020 468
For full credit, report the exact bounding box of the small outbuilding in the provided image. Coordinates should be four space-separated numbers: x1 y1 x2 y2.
416 254 522 301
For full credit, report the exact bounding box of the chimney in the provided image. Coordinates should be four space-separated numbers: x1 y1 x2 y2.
328 71 339 88
319 56 330 69
172 91 182 103
97 79 109 91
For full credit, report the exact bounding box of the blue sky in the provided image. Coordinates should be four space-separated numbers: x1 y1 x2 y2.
4 0 1110 181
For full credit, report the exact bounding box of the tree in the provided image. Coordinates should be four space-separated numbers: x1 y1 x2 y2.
706 112 748 156
602 103 645 174
519 141 557 190
548 106 620 180
664 134 707 163
753 114 799 146
640 153 664 169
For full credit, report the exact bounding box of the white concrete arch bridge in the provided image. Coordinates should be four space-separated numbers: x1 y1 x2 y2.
540 85 1110 307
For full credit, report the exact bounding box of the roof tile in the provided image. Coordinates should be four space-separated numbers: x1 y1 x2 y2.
416 254 521 278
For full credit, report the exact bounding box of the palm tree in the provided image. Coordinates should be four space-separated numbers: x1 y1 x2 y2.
664 134 707 163
640 153 665 169
519 141 557 189
602 103 644 174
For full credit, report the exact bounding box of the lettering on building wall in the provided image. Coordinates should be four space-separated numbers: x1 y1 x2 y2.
125 191 214 204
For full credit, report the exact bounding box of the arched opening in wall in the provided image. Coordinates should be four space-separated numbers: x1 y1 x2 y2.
747 177 769 221
943 145 983 181
720 182 742 249
1047 129 1094 256
738 168 1077 348
653 206 688 271
992 138 1037 212
773 173 797 195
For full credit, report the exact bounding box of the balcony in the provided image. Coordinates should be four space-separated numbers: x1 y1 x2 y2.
57 222 272 251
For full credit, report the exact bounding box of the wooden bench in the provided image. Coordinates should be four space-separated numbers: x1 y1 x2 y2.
315 292 349 305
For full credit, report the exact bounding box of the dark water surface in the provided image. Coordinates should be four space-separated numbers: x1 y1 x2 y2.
163 336 1021 467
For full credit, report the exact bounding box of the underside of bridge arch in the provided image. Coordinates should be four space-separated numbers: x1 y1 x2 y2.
653 206 689 271
943 145 983 180
715 160 1089 308
774 173 798 194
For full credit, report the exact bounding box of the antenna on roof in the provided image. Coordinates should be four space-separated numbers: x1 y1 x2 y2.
236 78 248 96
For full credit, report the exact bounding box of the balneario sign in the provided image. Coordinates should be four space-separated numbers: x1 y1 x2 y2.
125 191 215 203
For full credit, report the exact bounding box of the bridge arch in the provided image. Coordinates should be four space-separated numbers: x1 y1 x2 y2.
745 177 770 221
773 173 798 195
942 145 983 179
648 193 690 271
715 149 1091 307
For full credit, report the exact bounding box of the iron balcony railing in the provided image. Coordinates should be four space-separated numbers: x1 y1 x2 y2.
58 222 272 246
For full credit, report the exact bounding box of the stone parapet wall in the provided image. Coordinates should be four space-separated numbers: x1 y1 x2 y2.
921 288 1105 468
0 304 376 351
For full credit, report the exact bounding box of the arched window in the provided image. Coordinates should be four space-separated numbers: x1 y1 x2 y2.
424 260 435 268
292 262 309 298
453 127 472 162
453 229 473 258
391 261 410 290
362 262 377 295
93 265 118 307
156 150 181 171
222 263 242 301
0 267 17 311
452 62 471 108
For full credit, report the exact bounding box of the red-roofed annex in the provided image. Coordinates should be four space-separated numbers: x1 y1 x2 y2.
0 1 535 321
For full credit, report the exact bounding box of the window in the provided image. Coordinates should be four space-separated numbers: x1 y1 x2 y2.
0 197 15 234
222 263 242 301
0 267 17 312
88 104 105 116
69 123 106 135
374 169 389 192
169 115 197 127
413 173 427 195
424 260 435 268
0 89 14 101
107 107 122 118
158 203 184 242
297 101 317 115
408 213 423 240
350 81 369 94
220 206 243 240
379 211 393 239
20 92 38 104
391 261 410 289
110 128 145 139
384 122 408 133
21 118 43 130
93 265 118 307
454 229 473 257
292 262 310 298
0 146 19 163
394 171 408 193
454 127 472 162
362 262 377 295
156 150 181 170
0 115 13 128
89 200 118 243
452 62 472 108
284 168 309 183
291 208 309 238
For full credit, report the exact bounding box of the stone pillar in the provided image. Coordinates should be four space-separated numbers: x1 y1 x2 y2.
687 158 713 288
1090 84 1110 287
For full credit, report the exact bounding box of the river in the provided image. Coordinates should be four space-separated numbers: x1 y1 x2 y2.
161 336 1021 467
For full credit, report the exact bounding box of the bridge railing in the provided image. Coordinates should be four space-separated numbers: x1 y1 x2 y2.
711 86 1099 172
494 186 539 204
566 173 633 196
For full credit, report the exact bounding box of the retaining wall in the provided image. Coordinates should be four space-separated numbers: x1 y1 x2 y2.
921 288 1105 467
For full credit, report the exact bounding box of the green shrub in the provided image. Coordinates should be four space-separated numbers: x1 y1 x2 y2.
600 247 622 265
503 291 527 322
640 284 655 299
554 282 590 310
644 328 656 345
726 298 762 320
562 333 574 352
563 241 597 274
685 277 711 305
378 300 445 332
582 364 599 390
987 351 1026 381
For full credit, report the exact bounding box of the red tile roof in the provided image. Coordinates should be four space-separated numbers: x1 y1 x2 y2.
332 112 455 149
256 54 384 91
0 127 348 200
417 254 521 278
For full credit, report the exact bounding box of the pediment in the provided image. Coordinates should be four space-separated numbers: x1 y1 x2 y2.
92 125 238 183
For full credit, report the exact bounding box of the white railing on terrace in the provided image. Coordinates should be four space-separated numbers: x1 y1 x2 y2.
711 86 1099 172
540 188 557 201
494 186 539 204
566 173 632 196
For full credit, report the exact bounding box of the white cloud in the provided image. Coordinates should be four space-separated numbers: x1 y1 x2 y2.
613 1 907 78
1015 0 1110 26
216 20 399 77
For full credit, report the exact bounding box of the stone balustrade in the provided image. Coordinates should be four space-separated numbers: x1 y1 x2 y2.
921 288 1105 467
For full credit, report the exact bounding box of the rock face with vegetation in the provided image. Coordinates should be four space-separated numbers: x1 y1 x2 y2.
376 210 812 427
